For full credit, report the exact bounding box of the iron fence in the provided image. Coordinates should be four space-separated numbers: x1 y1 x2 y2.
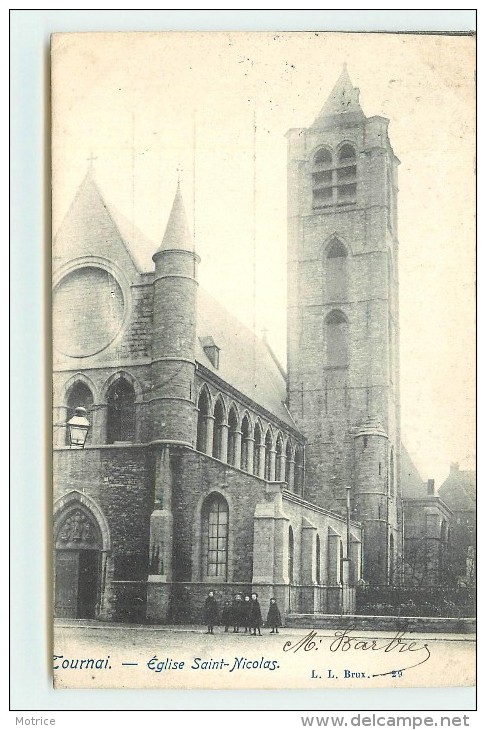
356 584 476 618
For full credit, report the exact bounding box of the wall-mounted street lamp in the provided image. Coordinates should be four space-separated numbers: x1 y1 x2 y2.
66 407 91 449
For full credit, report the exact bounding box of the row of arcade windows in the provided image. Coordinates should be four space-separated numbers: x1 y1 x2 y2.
312 145 357 208
200 498 354 586
196 389 304 491
65 378 136 445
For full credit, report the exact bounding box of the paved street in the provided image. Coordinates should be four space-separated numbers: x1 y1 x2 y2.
53 621 476 691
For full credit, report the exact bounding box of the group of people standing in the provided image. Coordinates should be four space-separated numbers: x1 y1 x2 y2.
204 591 281 636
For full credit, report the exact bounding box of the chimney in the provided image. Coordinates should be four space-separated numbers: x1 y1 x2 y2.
427 479 435 496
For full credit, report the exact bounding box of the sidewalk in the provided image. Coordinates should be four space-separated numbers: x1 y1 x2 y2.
53 618 476 640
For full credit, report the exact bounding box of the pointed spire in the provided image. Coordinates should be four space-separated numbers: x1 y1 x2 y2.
154 181 193 257
312 65 365 127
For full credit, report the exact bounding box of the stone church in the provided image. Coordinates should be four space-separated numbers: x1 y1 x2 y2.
53 68 405 623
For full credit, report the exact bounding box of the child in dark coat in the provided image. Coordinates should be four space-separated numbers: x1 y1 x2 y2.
242 594 251 633
232 593 244 633
248 592 262 636
221 600 233 632
204 590 219 634
266 597 282 633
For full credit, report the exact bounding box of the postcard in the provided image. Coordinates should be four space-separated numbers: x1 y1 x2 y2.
51 31 475 690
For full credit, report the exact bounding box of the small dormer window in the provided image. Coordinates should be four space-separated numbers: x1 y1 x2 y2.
205 346 219 368
200 336 220 369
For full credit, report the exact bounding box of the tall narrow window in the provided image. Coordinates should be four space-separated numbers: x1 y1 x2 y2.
66 381 94 445
288 525 294 584
337 144 357 204
227 407 238 467
107 378 135 443
196 389 210 453
294 445 304 493
253 423 263 477
264 429 273 480
325 310 349 367
312 148 333 208
326 239 348 302
212 398 225 460
389 446 395 496
201 494 228 580
285 441 293 484
316 534 321 584
275 434 284 481
240 415 251 471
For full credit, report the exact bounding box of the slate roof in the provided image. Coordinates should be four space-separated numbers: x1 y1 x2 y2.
439 467 476 512
54 173 297 432
196 287 297 430
399 444 425 498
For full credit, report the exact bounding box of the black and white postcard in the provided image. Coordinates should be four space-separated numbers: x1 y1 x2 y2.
51 31 476 690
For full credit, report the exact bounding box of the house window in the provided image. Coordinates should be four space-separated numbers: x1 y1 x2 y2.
202 494 229 580
106 378 135 443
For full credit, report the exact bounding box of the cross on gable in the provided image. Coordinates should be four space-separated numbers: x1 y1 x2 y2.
87 152 98 169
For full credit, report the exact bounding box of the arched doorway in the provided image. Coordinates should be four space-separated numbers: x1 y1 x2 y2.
54 503 103 618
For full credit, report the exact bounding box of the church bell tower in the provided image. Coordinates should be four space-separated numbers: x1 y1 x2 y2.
286 67 401 583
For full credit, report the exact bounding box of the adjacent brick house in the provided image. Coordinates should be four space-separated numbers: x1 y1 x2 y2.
53 68 409 623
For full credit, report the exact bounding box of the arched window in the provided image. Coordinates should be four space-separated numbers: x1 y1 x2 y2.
65 381 94 445
196 389 210 453
212 398 225 460
389 446 395 496
316 534 321 584
227 407 238 466
275 434 284 481
253 423 263 477
288 525 294 584
240 415 251 471
312 148 333 208
201 493 229 580
326 239 348 302
294 445 304 493
325 310 349 367
285 441 293 484
337 144 357 203
264 429 273 480
107 378 135 443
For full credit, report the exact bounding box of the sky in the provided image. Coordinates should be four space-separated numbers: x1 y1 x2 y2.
51 31 475 485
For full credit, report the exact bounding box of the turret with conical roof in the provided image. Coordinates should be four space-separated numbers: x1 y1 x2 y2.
150 182 199 445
